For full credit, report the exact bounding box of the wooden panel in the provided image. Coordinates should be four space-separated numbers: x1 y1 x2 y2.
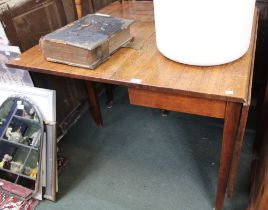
62 0 77 23
29 72 88 136
249 83 268 210
92 0 117 11
128 87 226 119
8 1 257 104
249 130 268 210
80 0 117 16
253 1 268 85
81 0 94 16
12 0 66 51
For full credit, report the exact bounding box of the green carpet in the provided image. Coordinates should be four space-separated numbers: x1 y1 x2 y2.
37 87 254 210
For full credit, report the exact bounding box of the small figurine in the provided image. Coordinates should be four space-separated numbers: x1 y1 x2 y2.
23 166 33 176
16 108 24 116
28 107 35 117
0 154 12 170
6 126 22 142
5 127 12 139
0 118 5 127
24 107 37 120
16 100 25 116
10 161 24 173
30 130 41 147
30 167 38 179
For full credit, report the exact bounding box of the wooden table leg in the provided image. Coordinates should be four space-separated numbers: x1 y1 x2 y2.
215 102 242 210
227 105 249 198
105 84 114 108
86 81 103 127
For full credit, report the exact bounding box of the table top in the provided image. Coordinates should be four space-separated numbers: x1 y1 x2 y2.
8 1 258 104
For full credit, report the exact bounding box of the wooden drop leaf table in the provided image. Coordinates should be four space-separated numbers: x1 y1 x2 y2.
7 1 258 210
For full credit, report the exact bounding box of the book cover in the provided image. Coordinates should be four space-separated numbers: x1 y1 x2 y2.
40 14 134 69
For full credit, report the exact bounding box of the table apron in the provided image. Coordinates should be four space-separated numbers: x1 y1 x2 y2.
128 87 227 119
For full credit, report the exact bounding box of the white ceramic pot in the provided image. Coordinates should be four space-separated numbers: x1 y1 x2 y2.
153 0 256 66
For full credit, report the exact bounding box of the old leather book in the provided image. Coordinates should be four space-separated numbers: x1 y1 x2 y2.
40 14 134 69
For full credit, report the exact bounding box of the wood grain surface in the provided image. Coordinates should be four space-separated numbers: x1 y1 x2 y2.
8 1 257 104
128 87 226 119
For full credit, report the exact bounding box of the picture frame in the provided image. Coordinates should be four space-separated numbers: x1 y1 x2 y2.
0 83 56 123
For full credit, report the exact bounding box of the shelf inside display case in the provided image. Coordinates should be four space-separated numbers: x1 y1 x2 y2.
0 138 39 151
0 167 36 181
13 115 40 124
1 116 42 148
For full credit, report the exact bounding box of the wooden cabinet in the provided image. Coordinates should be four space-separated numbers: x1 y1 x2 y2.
91 0 117 11
248 84 268 210
5 0 67 51
81 0 117 16
0 0 68 51
0 0 88 138
248 3 268 205
255 1 268 86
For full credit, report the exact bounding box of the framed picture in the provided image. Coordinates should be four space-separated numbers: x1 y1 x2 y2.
0 83 56 123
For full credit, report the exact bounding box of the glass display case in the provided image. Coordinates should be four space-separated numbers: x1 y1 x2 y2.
0 96 43 192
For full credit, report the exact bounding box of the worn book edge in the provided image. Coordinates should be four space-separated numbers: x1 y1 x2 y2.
40 14 134 51
40 26 133 69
